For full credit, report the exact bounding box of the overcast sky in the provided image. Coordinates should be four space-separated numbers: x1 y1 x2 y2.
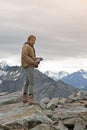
0 0 87 73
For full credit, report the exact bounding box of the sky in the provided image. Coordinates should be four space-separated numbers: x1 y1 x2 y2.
0 0 87 73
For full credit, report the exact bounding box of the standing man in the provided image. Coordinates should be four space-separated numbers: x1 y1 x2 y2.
21 35 43 104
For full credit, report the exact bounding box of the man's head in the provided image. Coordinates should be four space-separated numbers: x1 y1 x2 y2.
27 35 36 46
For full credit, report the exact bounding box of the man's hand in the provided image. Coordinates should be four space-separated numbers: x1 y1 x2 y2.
33 61 38 67
36 58 43 64
36 57 43 63
38 57 43 61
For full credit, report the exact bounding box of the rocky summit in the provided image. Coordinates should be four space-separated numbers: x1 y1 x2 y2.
0 91 87 130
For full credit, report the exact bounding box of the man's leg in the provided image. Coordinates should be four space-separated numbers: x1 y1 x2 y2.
22 68 29 103
23 74 29 94
27 67 34 95
27 67 34 104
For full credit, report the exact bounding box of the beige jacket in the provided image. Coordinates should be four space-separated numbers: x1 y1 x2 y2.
21 43 36 68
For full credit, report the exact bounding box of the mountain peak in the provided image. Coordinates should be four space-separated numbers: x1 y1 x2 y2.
0 61 9 71
79 69 87 73
45 70 69 81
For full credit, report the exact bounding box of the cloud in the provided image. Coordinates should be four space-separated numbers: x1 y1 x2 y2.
39 58 87 73
0 0 87 72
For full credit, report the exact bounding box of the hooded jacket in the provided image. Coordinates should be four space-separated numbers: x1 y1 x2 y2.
21 42 36 68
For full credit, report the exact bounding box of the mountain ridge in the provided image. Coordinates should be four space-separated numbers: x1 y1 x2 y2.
45 69 87 90
45 70 69 81
0 65 78 100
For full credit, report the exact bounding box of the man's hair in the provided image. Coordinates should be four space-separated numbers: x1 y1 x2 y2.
27 35 36 41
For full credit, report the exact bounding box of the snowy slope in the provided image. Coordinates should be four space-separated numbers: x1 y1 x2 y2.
45 71 69 81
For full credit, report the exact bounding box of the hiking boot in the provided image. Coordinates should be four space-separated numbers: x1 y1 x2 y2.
28 94 33 105
84 101 87 108
28 95 39 105
22 94 28 103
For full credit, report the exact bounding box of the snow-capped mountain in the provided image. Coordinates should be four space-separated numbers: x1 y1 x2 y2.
0 65 77 99
45 71 69 81
0 61 9 71
45 69 87 90
61 69 87 90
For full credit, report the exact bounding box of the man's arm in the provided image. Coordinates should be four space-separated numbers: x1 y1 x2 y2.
22 46 38 66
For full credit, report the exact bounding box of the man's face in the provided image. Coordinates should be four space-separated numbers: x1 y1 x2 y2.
29 37 36 45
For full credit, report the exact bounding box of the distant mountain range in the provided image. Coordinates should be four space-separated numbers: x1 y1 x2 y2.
0 61 78 100
45 70 87 90
45 71 69 81
61 70 87 90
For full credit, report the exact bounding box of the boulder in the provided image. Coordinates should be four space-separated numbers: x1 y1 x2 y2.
74 117 86 130
0 91 22 105
47 98 59 110
30 124 55 130
43 110 53 118
0 103 52 130
69 91 87 101
0 91 87 130
55 120 68 130
40 98 50 104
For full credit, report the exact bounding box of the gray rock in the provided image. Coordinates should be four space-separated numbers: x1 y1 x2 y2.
30 124 55 130
74 117 86 130
44 110 53 118
0 92 9 96
51 101 87 128
40 98 50 104
24 108 52 129
0 92 22 105
47 98 59 110
0 103 52 130
39 102 46 109
56 120 68 130
76 91 87 100
47 104 55 110
1 121 24 130
69 91 87 101
0 91 87 130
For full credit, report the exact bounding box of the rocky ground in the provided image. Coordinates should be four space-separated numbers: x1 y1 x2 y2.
0 91 87 130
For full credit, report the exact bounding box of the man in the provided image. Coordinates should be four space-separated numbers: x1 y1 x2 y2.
21 35 43 104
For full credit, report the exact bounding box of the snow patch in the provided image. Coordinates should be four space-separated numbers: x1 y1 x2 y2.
0 69 7 76
14 78 18 81
10 72 14 75
83 74 87 79
13 72 20 78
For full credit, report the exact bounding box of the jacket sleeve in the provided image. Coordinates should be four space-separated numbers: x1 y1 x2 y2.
22 45 36 65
